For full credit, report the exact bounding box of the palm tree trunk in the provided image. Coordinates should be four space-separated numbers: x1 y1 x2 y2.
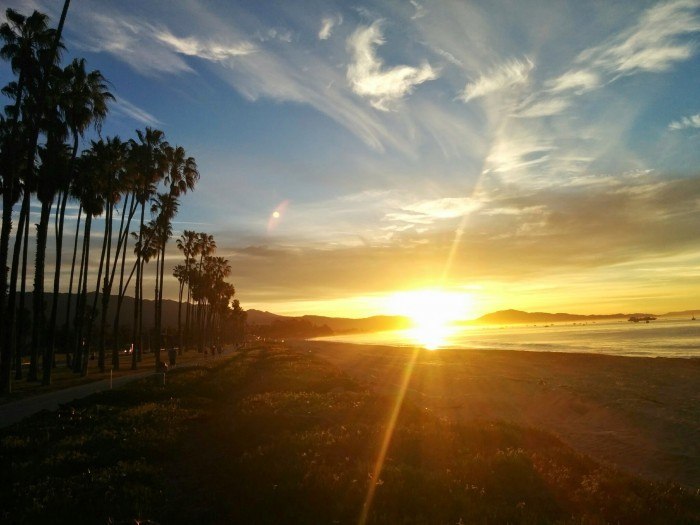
0 190 17 391
47 138 79 376
134 200 146 364
64 203 82 342
131 257 140 370
89 204 110 372
177 282 184 355
74 214 92 374
153 242 162 369
185 280 192 350
98 202 115 372
31 198 53 384
157 240 167 363
17 196 32 381
0 71 25 329
108 193 135 370
3 190 30 386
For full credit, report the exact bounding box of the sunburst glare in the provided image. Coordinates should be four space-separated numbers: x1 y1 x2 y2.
384 289 474 349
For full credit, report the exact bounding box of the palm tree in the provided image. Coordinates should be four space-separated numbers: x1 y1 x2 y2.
194 232 216 351
31 134 70 383
130 223 157 370
72 154 105 375
173 263 188 354
0 7 55 391
150 191 179 369
44 58 112 383
176 230 198 349
30 62 72 383
86 137 127 372
128 128 168 364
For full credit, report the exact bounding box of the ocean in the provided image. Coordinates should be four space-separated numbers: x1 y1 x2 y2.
314 318 700 358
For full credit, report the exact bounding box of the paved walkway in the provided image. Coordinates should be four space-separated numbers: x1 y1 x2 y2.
0 350 234 429
0 370 155 429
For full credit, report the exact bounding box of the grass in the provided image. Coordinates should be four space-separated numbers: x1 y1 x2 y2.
0 344 698 524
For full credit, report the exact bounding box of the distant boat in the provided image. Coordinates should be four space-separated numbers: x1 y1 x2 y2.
628 315 657 323
692 313 696 321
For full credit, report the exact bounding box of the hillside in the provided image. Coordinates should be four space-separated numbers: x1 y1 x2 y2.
475 309 641 324
20 292 182 331
245 309 411 334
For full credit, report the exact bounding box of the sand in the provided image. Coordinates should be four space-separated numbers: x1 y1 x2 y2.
292 340 700 489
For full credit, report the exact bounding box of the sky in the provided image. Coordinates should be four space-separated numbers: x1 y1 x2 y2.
2 0 700 318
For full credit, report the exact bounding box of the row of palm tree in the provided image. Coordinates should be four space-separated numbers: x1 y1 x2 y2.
173 231 239 352
0 7 205 391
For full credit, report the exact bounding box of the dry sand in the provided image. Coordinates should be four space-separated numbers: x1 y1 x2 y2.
293 340 700 489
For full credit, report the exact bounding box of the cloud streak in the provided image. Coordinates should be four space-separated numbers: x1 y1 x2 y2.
155 29 255 61
460 57 533 102
112 97 163 126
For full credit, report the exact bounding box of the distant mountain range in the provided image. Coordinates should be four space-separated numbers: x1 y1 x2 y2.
246 309 411 334
473 309 697 324
246 307 699 336
22 295 695 336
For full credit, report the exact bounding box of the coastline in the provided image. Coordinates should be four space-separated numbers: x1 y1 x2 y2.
292 340 700 489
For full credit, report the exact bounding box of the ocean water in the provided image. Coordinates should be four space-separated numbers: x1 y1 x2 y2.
314 318 700 358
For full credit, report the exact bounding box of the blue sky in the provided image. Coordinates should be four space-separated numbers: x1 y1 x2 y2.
3 0 700 317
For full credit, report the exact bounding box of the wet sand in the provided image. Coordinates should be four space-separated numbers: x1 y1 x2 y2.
294 340 700 488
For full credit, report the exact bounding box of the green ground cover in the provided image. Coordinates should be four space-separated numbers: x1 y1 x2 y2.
1 345 698 524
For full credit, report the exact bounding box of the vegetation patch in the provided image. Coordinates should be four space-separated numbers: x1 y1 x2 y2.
1 347 698 524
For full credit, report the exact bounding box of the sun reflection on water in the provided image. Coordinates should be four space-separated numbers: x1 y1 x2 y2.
404 321 459 350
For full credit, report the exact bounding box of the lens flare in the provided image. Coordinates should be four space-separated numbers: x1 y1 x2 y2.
267 200 290 232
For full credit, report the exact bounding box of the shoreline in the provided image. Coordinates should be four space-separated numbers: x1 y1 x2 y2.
309 336 700 360
293 339 700 489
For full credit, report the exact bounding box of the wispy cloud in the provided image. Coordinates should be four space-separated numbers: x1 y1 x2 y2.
669 113 700 130
484 137 555 174
318 14 342 40
112 97 163 126
460 57 533 102
346 21 437 111
71 12 194 76
515 98 570 118
578 0 700 77
410 0 427 20
509 0 700 119
155 29 255 61
385 197 481 224
546 69 600 94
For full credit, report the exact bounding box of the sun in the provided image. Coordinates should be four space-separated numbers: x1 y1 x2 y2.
384 289 474 349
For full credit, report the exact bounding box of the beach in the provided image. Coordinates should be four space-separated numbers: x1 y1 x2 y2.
296 340 700 489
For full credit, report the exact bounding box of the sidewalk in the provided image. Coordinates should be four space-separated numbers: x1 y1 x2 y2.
0 348 234 429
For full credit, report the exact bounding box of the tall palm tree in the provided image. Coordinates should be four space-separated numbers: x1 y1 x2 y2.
44 58 112 383
176 230 199 349
194 232 216 351
150 191 179 369
30 62 72 383
31 132 70 383
130 223 157 370
86 137 127 372
0 7 55 391
72 154 105 375
128 128 168 364
173 263 188 354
